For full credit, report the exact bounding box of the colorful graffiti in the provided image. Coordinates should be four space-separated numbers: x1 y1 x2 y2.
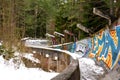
89 25 120 69
52 39 89 53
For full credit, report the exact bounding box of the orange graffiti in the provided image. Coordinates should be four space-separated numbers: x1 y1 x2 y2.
96 55 106 62
110 30 118 46
105 52 112 68
89 53 95 58
98 30 104 39
96 45 103 56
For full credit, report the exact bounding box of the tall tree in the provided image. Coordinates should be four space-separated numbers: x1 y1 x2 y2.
103 0 120 18
0 0 26 50
80 0 109 33
24 0 58 38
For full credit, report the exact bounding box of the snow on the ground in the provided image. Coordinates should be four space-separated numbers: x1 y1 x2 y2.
23 53 40 63
0 56 59 80
79 58 104 80
22 38 105 80
25 39 49 47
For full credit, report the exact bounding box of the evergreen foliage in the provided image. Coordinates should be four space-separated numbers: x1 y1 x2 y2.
0 0 120 42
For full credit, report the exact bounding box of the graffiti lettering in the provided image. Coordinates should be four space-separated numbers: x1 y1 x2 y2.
89 25 120 69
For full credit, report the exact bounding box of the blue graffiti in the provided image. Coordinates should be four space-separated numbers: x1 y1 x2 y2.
92 25 120 68
116 26 120 51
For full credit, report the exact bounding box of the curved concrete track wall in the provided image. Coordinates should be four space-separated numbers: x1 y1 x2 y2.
24 46 80 80
89 18 120 70
51 59 80 80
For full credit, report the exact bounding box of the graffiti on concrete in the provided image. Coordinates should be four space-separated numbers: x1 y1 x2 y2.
89 25 120 69
52 39 90 54
76 43 85 53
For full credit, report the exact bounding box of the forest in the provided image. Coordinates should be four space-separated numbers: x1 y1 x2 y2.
0 0 120 49
0 1 120 80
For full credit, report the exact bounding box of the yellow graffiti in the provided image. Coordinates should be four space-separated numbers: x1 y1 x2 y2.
89 53 95 58
90 25 120 69
96 44 103 56
110 30 118 47
105 51 112 68
98 30 104 39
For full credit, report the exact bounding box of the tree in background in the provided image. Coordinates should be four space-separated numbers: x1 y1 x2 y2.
0 0 26 59
24 0 59 38
0 0 120 47
80 0 109 33
103 0 120 18
55 0 87 41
